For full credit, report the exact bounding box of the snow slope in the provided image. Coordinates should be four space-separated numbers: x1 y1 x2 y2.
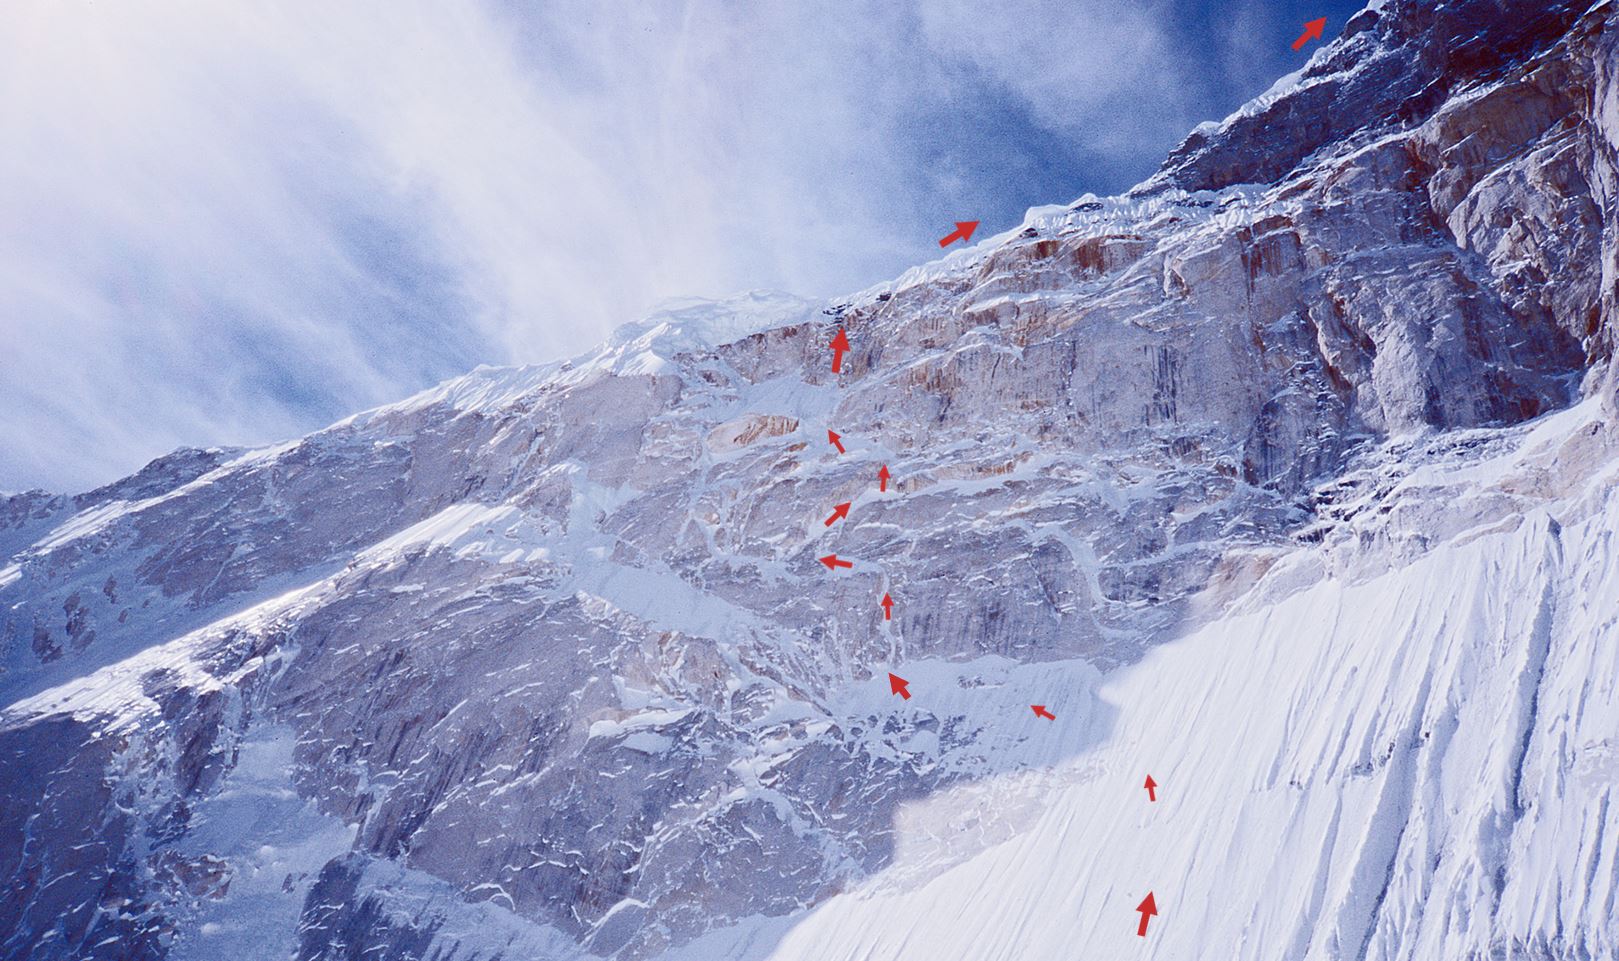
670 401 1619 961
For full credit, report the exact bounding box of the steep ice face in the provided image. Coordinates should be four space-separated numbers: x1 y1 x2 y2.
671 406 1619 961
3 0 1618 958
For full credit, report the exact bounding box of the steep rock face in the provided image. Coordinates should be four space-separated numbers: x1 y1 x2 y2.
661 406 1619 961
1 0 1616 959
1149 0 1616 366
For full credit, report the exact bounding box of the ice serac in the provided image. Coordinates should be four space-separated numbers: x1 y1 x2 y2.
1 0 1617 959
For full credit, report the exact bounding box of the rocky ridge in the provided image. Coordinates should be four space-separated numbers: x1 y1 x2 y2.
2 0 1617 958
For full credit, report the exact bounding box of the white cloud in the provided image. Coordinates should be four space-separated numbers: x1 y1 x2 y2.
916 0 1196 151
0 0 1202 492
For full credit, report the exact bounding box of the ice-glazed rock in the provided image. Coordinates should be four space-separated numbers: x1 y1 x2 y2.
2 0 1617 959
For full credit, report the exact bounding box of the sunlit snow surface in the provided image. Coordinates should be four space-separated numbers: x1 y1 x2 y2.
6 384 1613 960
642 402 1619 961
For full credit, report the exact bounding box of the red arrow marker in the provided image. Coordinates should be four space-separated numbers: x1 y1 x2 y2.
878 464 890 492
1291 16 1326 50
937 220 980 248
819 553 853 570
1031 705 1055 720
881 593 893 620
1144 775 1158 802
829 328 850 373
824 502 851 527
1135 892 1158 937
828 429 845 454
888 672 911 699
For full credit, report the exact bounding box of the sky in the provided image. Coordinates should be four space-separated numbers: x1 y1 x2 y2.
0 0 1367 493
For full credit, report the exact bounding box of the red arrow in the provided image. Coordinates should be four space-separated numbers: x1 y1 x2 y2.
888 672 911 699
819 553 853 570
1031 705 1055 720
1291 16 1326 50
878 464 890 492
937 220 980 248
1135 892 1158 937
828 429 845 454
881 593 893 620
824 502 851 527
1144 775 1158 802
829 328 850 373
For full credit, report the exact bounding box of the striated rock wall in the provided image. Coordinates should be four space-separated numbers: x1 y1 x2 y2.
1 0 1616 958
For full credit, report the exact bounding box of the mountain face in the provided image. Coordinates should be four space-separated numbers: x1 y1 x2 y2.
3 1 1617 959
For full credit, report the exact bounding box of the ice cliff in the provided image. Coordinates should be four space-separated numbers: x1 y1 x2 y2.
2 0 1617 958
